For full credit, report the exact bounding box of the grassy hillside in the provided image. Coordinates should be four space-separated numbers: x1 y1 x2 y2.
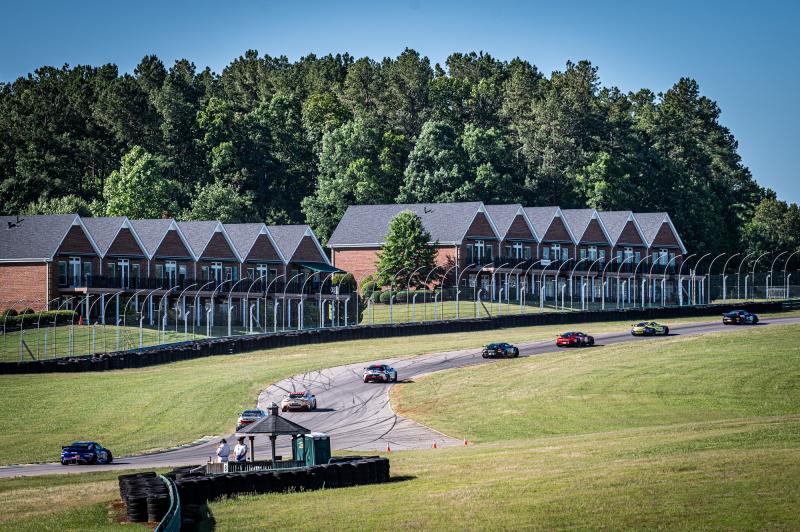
4 313 784 466
204 324 800 530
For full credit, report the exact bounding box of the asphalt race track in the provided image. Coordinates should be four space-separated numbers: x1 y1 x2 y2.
2 316 798 478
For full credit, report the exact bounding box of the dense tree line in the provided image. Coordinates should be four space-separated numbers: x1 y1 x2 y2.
0 49 792 256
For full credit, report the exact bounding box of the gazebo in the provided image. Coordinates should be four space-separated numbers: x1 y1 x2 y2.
235 403 310 464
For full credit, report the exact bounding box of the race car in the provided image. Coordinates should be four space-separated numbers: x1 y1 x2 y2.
555 332 595 348
363 364 398 383
482 342 520 358
236 409 266 430
281 391 317 412
630 321 670 336
60 441 113 465
723 310 759 325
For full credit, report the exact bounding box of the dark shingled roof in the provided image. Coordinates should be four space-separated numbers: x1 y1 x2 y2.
177 221 220 258
633 212 668 245
267 225 311 261
597 211 633 245
328 202 484 247
223 223 266 260
81 217 127 255
484 204 526 239
561 209 596 242
236 412 309 435
0 214 79 261
129 219 174 257
522 207 560 240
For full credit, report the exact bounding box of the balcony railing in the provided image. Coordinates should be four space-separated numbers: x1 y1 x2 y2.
59 276 341 295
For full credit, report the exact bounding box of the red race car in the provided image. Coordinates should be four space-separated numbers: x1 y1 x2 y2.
556 331 595 348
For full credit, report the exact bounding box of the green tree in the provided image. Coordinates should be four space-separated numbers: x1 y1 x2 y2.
741 197 800 256
23 195 93 216
375 210 437 289
103 146 177 218
397 120 465 203
185 179 256 223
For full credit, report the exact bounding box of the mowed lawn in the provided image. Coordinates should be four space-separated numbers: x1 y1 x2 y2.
205 324 800 530
0 323 798 530
3 313 794 466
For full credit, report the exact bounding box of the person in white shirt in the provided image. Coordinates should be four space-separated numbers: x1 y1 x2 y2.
234 437 248 463
216 438 230 463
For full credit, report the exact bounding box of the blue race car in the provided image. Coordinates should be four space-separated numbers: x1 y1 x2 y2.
61 441 113 465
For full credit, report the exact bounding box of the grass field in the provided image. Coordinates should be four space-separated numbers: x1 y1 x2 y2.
203 324 800 530
5 312 797 466
1 321 798 530
359 299 572 324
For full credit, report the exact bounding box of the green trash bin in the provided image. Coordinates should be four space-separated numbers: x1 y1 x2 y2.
294 432 331 467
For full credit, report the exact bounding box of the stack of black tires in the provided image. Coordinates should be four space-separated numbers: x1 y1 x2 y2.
118 472 171 523
120 457 391 526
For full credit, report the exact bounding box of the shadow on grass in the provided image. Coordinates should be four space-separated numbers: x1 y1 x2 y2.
386 474 416 484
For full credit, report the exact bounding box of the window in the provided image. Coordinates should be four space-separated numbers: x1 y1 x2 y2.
624 247 633 262
474 240 484 261
256 263 269 281
551 244 561 261
562 247 569 261
58 261 67 286
119 259 129 288
131 263 140 287
634 251 641 265
178 264 186 285
599 250 606 263
165 261 177 287
524 246 532 260
211 262 223 283
108 263 116 279
616 250 623 263
201 266 209 281
468 274 477 288
660 249 669 265
247 268 255 281
466 244 474 262
485 244 493 260
69 257 81 287
504 245 512 258
542 247 550 260
588 246 598 261
224 267 232 281
580 248 587 260
513 242 523 259
83 261 93 286
155 264 164 282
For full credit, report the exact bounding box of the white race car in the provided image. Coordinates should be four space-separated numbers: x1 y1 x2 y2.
281 391 317 412
363 364 398 383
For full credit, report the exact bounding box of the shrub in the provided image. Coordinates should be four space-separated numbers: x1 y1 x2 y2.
379 290 396 304
1 309 18 319
370 290 383 303
19 307 35 315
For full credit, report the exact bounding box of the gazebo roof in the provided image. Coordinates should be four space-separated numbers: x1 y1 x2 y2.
236 413 309 436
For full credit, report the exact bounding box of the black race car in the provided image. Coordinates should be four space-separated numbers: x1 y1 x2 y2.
482 343 520 358
723 310 759 325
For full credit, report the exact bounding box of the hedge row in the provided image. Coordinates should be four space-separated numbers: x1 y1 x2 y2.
372 289 436 304
1 310 76 328
0 300 789 375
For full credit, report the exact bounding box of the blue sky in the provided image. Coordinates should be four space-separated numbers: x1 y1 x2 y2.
2 0 798 203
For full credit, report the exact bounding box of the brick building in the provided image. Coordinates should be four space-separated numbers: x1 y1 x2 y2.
328 202 687 305
0 215 335 328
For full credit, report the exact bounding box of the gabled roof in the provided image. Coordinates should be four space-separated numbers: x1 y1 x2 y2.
177 221 241 261
0 214 96 262
223 223 287 264
81 217 148 257
597 211 647 247
129 219 178 258
523 206 576 244
634 212 687 253
268 225 330 265
328 202 487 247
561 209 611 244
236 412 309 436
484 204 539 241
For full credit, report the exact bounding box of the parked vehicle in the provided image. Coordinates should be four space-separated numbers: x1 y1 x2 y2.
556 332 595 348
630 321 670 336
236 409 267 430
723 310 759 325
363 364 398 383
60 441 113 465
482 342 520 358
281 391 317 412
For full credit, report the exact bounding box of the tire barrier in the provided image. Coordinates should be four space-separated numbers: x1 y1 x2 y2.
121 457 392 528
4 300 792 375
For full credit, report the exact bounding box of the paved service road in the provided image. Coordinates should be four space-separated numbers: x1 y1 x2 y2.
2 316 797 478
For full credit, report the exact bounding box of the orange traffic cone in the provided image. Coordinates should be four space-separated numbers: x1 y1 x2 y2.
386 443 391 453
464 437 468 446
432 440 437 449
78 315 84 326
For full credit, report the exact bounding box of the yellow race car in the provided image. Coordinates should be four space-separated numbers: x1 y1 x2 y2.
630 321 669 336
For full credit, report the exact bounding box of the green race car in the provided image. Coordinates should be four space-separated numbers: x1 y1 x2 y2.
630 321 669 336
